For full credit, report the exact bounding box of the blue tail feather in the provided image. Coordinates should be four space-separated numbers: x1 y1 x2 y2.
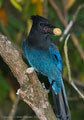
52 79 71 120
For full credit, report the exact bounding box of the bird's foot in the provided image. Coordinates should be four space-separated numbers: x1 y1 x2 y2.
42 80 55 94
49 80 55 91
42 83 50 94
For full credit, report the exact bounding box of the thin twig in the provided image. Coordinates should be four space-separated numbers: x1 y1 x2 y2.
60 21 73 42
60 4 84 42
43 0 48 18
49 1 84 61
71 33 84 61
62 0 68 23
64 34 72 81
71 81 84 99
73 4 84 22
8 96 20 120
64 76 84 89
21 115 29 120
64 34 84 99
48 0 67 26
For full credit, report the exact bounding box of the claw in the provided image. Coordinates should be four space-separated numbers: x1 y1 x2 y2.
42 83 50 93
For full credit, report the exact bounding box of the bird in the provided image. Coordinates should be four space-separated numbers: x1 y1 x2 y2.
22 15 71 120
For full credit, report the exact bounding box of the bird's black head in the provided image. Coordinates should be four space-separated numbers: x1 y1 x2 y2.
31 15 55 35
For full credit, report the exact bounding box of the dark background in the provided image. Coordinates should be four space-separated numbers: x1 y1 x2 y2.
0 0 84 120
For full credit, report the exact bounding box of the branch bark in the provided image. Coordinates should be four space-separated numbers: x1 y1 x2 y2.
0 34 57 120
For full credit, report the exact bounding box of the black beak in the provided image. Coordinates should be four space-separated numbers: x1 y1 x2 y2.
49 24 56 35
44 23 56 28
43 23 56 35
48 24 56 28
48 24 56 35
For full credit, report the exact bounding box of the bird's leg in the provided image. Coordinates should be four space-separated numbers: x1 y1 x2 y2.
49 80 55 91
42 80 55 94
42 83 50 93
42 83 46 89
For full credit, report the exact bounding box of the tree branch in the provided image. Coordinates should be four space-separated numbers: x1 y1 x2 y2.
0 34 57 120
8 96 20 120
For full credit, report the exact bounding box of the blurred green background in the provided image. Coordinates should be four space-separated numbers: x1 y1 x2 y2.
0 0 84 120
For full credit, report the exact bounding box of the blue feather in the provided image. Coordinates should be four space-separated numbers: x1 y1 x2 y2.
23 41 63 94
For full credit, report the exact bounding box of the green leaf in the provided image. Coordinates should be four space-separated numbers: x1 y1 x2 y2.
0 0 3 8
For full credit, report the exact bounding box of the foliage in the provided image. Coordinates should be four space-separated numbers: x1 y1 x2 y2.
0 0 84 119
0 72 10 102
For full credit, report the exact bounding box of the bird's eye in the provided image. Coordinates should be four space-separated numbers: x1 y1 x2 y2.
40 22 44 27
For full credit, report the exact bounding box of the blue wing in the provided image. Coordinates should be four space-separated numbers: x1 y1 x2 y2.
49 43 63 73
48 43 63 94
49 44 71 120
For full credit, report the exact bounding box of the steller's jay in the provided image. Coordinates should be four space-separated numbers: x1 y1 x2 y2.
22 15 71 120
